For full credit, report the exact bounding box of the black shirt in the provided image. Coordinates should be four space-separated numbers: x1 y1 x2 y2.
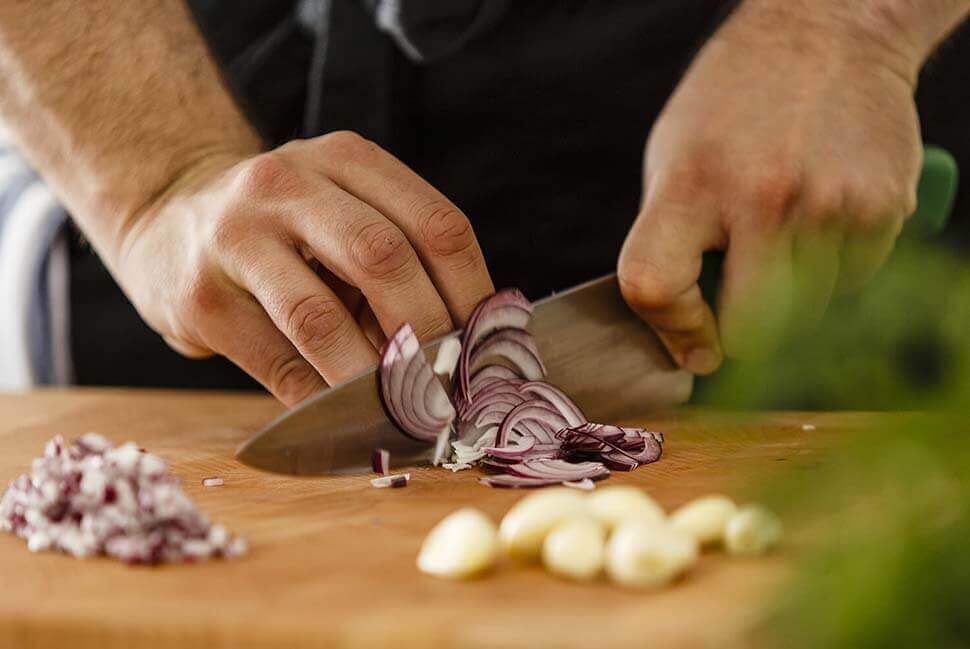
69 1 970 390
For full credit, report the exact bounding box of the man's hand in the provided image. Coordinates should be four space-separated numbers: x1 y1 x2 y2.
618 0 968 373
117 133 493 405
0 1 492 406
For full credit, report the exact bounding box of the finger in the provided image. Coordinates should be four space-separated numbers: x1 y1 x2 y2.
618 198 724 375
357 303 385 350
289 184 455 341
836 218 903 294
163 335 215 359
719 227 794 359
205 297 328 406
305 132 494 324
232 241 380 385
790 226 842 333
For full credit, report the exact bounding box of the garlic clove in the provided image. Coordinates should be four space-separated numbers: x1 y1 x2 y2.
587 486 665 530
499 488 588 560
542 516 606 581
724 504 783 556
606 519 698 588
417 508 498 579
668 494 737 545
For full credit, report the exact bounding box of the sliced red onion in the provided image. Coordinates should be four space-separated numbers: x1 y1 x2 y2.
467 329 546 381
519 381 586 426
557 424 664 471
479 459 610 488
457 289 533 401
372 448 391 475
495 401 568 447
462 391 527 425
379 323 456 443
201 476 224 487
467 365 521 397
370 473 411 489
481 434 537 460
432 425 453 466
378 289 668 490
432 337 462 377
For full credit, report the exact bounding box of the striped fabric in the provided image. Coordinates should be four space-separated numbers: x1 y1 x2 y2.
0 136 73 389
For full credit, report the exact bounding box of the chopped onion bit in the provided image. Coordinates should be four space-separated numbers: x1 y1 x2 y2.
370 473 411 489
201 476 224 487
371 448 391 475
0 434 246 565
432 337 462 377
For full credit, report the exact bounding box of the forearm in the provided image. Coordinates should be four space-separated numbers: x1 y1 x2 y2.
0 1 261 262
724 0 969 82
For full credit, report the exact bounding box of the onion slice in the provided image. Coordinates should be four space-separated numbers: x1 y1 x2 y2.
379 324 456 443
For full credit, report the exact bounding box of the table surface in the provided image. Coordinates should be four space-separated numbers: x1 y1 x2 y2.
0 388 870 649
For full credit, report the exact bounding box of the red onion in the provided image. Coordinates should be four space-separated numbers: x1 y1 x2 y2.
376 287 666 489
478 459 610 488
0 434 246 564
467 329 546 381
457 289 534 403
379 323 456 443
201 476 224 487
372 448 390 475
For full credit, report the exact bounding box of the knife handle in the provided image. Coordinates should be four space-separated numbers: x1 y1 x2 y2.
903 145 958 237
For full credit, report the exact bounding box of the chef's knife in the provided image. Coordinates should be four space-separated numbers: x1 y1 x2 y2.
236 274 693 475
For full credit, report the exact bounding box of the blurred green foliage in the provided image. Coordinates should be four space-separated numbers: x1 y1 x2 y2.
697 241 970 648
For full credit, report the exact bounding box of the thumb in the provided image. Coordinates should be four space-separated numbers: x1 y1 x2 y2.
618 197 723 375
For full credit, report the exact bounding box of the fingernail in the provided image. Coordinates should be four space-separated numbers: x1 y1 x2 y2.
684 347 722 375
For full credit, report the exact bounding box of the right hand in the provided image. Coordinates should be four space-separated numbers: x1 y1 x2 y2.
113 131 494 406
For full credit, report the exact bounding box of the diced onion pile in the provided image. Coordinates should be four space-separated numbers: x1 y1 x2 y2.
0 433 246 564
377 289 665 487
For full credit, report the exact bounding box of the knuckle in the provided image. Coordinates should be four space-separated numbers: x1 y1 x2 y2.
209 210 250 254
618 261 683 311
747 169 801 228
179 274 226 318
283 294 351 355
801 182 847 221
849 188 909 231
318 130 372 159
236 152 304 199
267 355 319 404
350 222 416 282
416 201 478 261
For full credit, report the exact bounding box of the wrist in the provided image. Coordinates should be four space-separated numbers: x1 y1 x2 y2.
724 0 941 86
95 137 258 267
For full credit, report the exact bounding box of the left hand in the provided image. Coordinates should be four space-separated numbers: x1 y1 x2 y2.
618 2 925 373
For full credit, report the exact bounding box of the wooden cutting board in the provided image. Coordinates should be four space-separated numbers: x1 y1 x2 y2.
0 389 870 649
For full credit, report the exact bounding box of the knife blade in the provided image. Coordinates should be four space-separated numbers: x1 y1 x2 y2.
235 274 693 475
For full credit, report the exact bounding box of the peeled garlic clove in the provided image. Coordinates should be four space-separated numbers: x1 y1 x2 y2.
668 494 737 545
417 508 498 579
499 488 588 560
587 486 665 530
725 504 783 556
606 519 698 588
542 516 605 581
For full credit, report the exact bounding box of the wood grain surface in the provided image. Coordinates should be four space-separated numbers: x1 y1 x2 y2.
0 389 873 649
